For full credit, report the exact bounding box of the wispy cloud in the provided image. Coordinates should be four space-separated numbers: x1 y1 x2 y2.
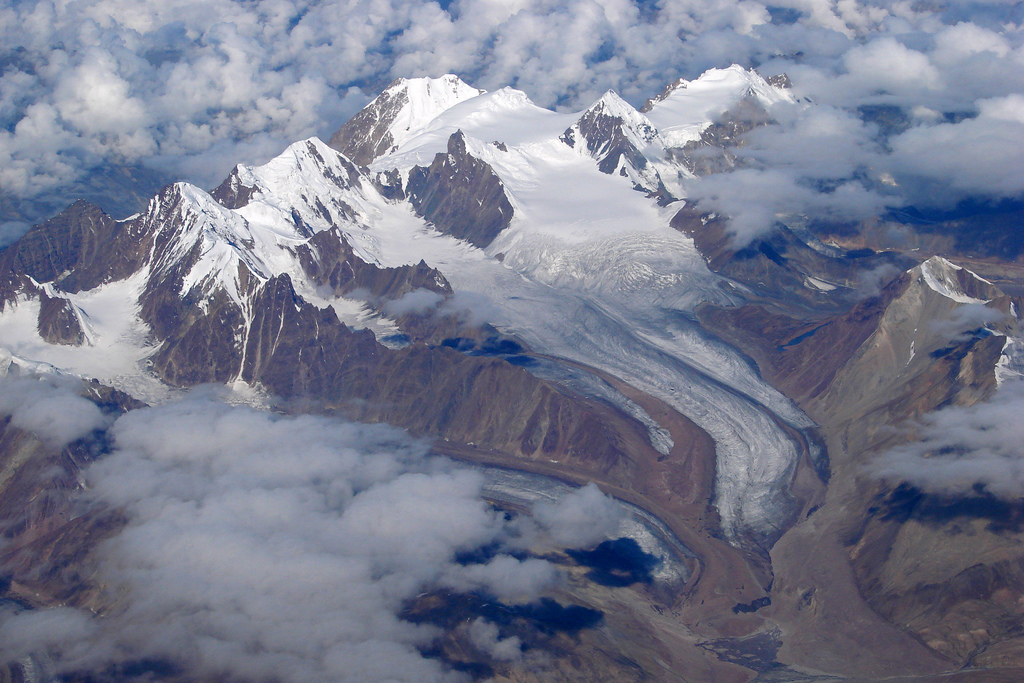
0 374 110 447
872 380 1024 499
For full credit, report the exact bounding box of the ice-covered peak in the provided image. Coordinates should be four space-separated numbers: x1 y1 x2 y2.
384 74 487 143
372 86 575 169
329 74 485 165
591 90 638 117
643 65 795 147
234 138 362 211
574 90 660 148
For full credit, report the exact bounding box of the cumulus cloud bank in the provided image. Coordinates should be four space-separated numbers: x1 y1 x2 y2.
0 392 563 681
873 380 1024 499
1 0 1022 235
0 374 109 447
533 482 624 549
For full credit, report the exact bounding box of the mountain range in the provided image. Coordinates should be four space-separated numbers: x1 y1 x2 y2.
1 66 1023 682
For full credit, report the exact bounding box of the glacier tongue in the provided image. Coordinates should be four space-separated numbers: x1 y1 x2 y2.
335 91 816 542
334 77 820 543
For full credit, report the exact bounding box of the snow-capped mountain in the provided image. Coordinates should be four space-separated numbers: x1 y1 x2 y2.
2 67 1023 682
329 73 485 165
642 64 795 147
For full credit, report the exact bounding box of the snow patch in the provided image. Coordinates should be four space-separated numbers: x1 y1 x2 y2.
804 276 837 292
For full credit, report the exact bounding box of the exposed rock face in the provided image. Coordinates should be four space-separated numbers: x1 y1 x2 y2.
561 92 667 196
210 165 258 209
639 77 687 113
666 96 774 175
294 226 451 300
0 382 141 613
149 269 655 483
36 291 88 346
0 200 144 307
328 78 412 165
698 255 1024 675
674 202 914 312
764 73 792 89
406 131 514 248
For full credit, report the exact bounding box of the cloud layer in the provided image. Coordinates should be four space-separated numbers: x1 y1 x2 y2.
873 380 1024 499
0 374 110 447
1 0 1022 234
0 390 570 681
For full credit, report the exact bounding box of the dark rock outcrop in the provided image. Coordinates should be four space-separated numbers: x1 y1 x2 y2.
561 94 666 196
328 76 484 167
293 227 451 300
210 165 258 209
328 78 411 166
0 201 146 307
37 291 88 346
639 78 687 114
406 132 514 248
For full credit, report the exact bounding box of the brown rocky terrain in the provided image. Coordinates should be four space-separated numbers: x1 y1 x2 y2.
0 382 141 614
405 131 515 248
693 228 1024 678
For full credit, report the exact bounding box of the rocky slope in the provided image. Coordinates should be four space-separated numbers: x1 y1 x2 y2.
698 252 1024 677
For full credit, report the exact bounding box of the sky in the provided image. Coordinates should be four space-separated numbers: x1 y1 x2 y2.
1 0 1023 242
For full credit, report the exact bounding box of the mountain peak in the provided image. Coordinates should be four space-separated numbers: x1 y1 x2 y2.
575 90 657 142
385 73 484 112
916 255 997 305
328 74 484 166
560 90 668 196
587 90 644 122
641 64 795 148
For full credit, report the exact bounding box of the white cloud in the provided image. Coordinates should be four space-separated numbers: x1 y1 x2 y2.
888 95 1024 200
0 375 110 447
926 303 1006 343
0 392 562 681
685 167 893 244
533 482 624 549
383 288 445 317
467 618 523 662
844 38 941 93
872 380 1024 499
